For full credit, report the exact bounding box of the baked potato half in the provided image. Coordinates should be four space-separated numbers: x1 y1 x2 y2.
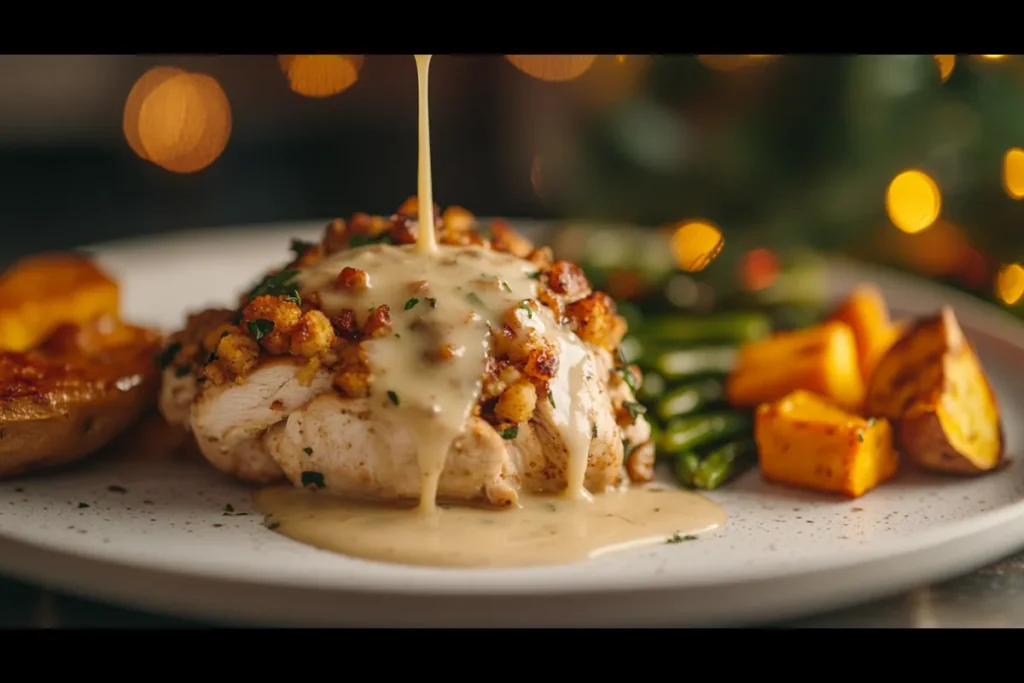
864 306 1003 475
0 315 162 478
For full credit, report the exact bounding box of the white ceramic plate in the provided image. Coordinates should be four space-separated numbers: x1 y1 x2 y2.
2 221 1024 627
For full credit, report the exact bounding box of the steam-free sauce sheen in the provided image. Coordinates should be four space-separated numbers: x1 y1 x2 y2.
254 54 727 567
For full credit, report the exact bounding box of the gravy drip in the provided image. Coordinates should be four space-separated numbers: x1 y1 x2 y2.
413 54 437 254
299 244 595 512
255 484 725 568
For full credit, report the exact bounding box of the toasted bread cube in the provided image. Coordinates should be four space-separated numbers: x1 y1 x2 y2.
755 389 899 498
828 284 901 385
727 321 865 411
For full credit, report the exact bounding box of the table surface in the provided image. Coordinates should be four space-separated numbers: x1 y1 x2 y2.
4 548 1024 627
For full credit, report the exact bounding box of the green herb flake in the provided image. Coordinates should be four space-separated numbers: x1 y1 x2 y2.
857 431 865 443
174 365 192 378
303 447 313 455
617 366 637 393
404 297 420 311
548 391 556 409
500 280 511 293
666 532 698 544
519 300 533 318
77 502 89 509
387 391 400 406
616 346 628 366
348 233 391 248
289 238 317 260
426 297 437 308
283 291 302 306
301 471 325 489
466 292 485 307
500 425 519 440
527 271 541 280
623 401 647 422
248 269 300 300
155 342 182 370
592 423 598 439
247 319 275 341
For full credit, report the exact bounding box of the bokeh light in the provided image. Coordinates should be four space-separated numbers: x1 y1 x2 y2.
124 67 232 174
934 55 956 82
886 169 942 234
1002 147 1024 199
739 248 780 291
505 55 597 82
979 55 1008 60
278 55 364 98
670 220 724 272
997 263 1024 305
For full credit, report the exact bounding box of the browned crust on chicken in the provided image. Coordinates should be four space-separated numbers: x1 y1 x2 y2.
160 199 650 483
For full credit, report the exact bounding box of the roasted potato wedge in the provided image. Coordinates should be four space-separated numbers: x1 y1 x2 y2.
864 307 1003 475
828 284 901 385
727 320 864 411
0 316 161 478
755 389 899 498
0 253 119 352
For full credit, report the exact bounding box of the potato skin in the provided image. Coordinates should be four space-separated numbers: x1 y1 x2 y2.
0 318 161 478
864 306 1004 475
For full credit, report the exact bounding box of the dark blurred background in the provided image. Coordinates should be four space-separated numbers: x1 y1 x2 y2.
5 54 1024 307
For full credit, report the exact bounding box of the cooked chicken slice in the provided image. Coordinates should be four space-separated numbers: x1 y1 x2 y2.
510 343 634 493
190 358 332 483
263 393 521 507
159 368 197 430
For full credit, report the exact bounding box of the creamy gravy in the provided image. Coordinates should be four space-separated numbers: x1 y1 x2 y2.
255 484 725 568
253 53 728 567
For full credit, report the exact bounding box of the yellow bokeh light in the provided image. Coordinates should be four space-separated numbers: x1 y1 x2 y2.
934 55 956 82
670 220 724 272
997 263 1024 305
1002 147 1024 199
278 55 364 98
980 55 1008 60
505 55 597 82
886 170 942 234
125 67 232 174
616 55 628 64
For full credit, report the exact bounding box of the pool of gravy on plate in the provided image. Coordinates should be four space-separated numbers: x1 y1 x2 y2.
254 54 727 568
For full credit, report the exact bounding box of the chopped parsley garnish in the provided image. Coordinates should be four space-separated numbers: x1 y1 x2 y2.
548 391 556 409
174 366 192 378
617 366 638 393
426 297 437 308
247 319 275 341
283 291 301 306
500 425 519 440
465 292 485 307
348 233 391 248
500 280 511 293
301 471 325 489
857 432 864 443
623 439 636 461
591 423 598 439
155 342 182 370
666 533 698 544
404 297 420 310
289 238 317 260
248 269 300 300
519 300 533 318
527 271 541 280
303 447 313 455
623 401 647 422
387 391 400 406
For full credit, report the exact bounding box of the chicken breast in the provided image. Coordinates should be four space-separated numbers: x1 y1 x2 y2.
264 394 520 506
189 358 332 483
157 204 654 506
